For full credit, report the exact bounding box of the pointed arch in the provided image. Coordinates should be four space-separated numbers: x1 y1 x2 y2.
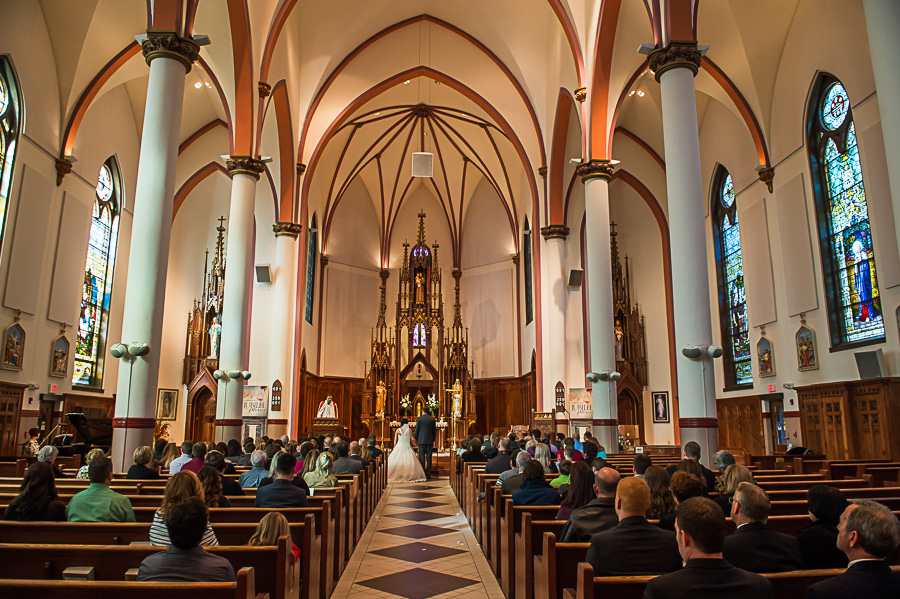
173 162 229 222
548 88 579 224
0 55 23 259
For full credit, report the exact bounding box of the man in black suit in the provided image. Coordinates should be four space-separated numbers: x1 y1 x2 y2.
332 440 364 475
806 499 900 599
666 441 717 491
255 453 308 508
723 482 804 573
485 439 512 474
643 497 774 599
559 467 620 542
586 476 681 576
415 408 436 479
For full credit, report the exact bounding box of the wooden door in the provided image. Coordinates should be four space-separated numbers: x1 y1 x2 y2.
852 387 889 459
189 388 216 443
768 400 787 451
716 396 765 455
0 383 23 456
820 393 850 460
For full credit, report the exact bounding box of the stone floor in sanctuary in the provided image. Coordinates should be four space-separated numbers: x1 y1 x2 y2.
330 479 503 599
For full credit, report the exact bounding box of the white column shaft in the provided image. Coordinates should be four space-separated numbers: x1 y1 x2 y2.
542 236 567 413
271 233 298 436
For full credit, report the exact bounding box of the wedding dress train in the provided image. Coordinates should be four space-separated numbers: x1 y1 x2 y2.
388 424 427 482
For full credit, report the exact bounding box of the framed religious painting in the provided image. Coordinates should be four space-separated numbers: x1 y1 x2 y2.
651 391 669 423
1 321 25 371
757 336 775 378
49 334 69 378
796 325 818 371
156 388 178 420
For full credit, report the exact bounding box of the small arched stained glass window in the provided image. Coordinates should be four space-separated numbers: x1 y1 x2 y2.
96 164 113 202
305 214 317 324
0 57 22 268
821 83 849 131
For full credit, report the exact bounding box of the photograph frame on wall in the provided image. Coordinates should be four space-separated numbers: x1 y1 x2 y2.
49 334 69 378
651 391 669 423
757 335 775 378
156 388 178 420
796 324 818 372
1 321 25 371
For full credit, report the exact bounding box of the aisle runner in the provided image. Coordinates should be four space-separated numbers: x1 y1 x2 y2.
330 479 502 598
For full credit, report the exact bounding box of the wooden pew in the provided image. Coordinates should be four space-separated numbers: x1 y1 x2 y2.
515 513 566 599
533 532 589 599
499 501 561 597
0 566 264 599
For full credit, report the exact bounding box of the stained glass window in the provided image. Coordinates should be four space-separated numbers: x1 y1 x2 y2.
712 168 752 388
73 158 120 387
305 214 317 324
0 57 22 266
808 77 884 347
413 323 426 348
524 219 533 325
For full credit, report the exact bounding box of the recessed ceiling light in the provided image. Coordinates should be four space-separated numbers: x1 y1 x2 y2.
628 90 635 97
205 82 212 89
194 82 203 89
637 90 645 97
404 80 411 85
374 112 381 116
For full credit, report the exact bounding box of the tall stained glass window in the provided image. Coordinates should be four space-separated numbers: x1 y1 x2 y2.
74 158 121 387
412 323 426 348
808 76 884 347
712 167 752 388
0 57 22 262
305 214 317 324
524 219 533 325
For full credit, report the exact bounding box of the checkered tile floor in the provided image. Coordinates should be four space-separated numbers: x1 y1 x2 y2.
329 479 502 598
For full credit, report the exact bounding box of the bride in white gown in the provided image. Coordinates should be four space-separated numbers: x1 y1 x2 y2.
388 418 427 482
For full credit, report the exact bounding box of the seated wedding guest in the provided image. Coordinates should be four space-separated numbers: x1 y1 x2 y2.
198 466 230 508
525 439 538 457
646 465 676 522
22 427 40 457
249 512 300 562
483 432 500 459
37 445 66 478
633 453 652 479
225 439 243 464
456 439 488 474
238 450 269 488
714 449 736 476
586 476 681 576
534 443 557 474
659 471 705 531
556 461 594 519
367 434 383 459
150 471 218 546
160 443 179 469
557 439 583 463
583 442 599 462
76 447 105 479
550 460 571 489
153 438 168 463
356 439 372 466
671 458 708 495
127 445 161 479
512 460 561 506
333 440 364 475
723 482 803 573
66 456 135 522
666 441 716 491
3 461 66 521
139 497 233 582
643 497 774 599
500 451 531 495
713 464 755 514
348 440 368 466
304 452 338 488
257 452 308 508
298 449 319 483
559 467 620 542
295 441 315 474
485 439 513 474
806 500 900 599
590 457 612 474
259 450 310 495
181 442 207 474
168 441 194 474
797 485 849 569
236 441 255 466
204 450 244 496
542 433 558 455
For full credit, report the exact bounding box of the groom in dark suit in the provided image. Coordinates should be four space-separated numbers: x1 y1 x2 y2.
416 409 437 480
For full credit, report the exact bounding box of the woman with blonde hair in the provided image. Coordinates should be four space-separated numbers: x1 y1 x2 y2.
357 438 371 464
248 512 300 561
126 446 161 479
160 442 179 469
149 470 219 546
76 448 105 479
304 452 338 488
534 443 556 474
714 464 756 513
298 449 318 480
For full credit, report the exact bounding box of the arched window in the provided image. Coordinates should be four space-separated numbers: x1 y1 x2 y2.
0 56 22 258
73 158 121 387
523 218 533 325
807 76 884 347
711 167 751 388
305 214 317 324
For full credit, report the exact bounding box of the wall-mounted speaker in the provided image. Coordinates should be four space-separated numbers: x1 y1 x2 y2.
255 264 271 284
854 348 887 379
568 269 583 288
412 152 434 178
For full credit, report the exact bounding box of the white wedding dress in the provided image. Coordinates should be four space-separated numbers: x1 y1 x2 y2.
388 424 427 482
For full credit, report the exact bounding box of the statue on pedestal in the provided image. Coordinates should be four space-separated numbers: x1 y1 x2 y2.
208 317 221 358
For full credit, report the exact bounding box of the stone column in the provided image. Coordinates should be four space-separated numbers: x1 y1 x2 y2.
577 162 618 453
271 222 302 438
863 0 900 260
216 157 264 442
540 225 569 414
111 33 199 467
649 41 718 463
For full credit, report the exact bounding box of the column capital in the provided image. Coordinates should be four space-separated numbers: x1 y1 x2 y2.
576 160 615 183
55 158 73 187
258 81 272 98
319 255 330 267
296 163 307 176
538 166 548 178
540 224 570 240
273 221 302 238
142 31 200 72
757 166 775 193
226 156 265 180
574 87 587 103
648 41 702 81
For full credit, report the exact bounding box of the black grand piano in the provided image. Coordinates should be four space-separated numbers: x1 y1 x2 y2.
54 413 113 458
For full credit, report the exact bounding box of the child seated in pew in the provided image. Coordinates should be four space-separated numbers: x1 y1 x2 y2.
248 512 300 562
150 471 219 546
3 461 66 521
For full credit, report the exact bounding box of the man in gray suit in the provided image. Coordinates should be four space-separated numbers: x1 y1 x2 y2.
416 409 437 480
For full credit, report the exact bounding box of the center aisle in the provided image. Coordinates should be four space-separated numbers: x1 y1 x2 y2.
330 478 502 598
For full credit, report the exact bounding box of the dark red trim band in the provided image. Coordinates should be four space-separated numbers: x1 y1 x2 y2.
19 410 40 417
678 417 719 428
112 417 157 429
268 419 288 425
215 419 243 426
593 419 618 426
554 419 568 425
783 411 801 418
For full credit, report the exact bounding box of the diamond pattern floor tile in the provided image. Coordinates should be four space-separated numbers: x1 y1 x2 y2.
379 523 456 539
368 541 468 563
356 567 478 599
382 510 450 522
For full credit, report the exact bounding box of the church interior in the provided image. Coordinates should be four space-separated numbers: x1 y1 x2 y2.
0 0 898 597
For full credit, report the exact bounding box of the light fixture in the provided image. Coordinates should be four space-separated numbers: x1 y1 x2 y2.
194 82 203 89
213 370 225 380
110 343 127 358
682 345 724 359
586 370 621 383
128 342 150 357
637 90 645 97
404 80 411 85
628 90 635 97
374 112 381 116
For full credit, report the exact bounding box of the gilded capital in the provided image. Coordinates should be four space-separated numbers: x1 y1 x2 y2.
648 41 702 81
258 81 272 98
538 166 548 178
55 158 73 187
296 163 307 176
273 221 302 238
226 156 265 180
757 166 775 194
319 255 329 267
576 160 615 183
142 31 200 72
574 87 587 103
540 224 570 240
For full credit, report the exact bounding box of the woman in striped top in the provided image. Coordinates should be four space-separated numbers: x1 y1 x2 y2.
149 470 219 547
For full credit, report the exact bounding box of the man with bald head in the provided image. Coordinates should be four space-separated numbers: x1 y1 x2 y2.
586 477 681 575
559 467 621 542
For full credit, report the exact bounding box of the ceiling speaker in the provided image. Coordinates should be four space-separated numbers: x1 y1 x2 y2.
255 264 271 284
412 152 434 178
568 269 583 288
854 348 887 379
